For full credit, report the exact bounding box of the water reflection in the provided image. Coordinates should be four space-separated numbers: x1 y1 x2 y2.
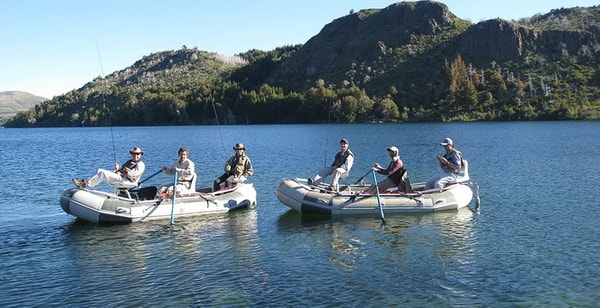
276 208 476 273
60 210 260 306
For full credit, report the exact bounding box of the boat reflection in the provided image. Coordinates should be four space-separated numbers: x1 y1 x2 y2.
60 209 260 303
276 207 476 270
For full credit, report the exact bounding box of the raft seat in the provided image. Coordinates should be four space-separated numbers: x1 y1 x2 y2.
335 171 352 193
453 159 470 183
180 173 197 194
436 159 470 190
385 169 412 193
115 178 142 200
116 186 137 200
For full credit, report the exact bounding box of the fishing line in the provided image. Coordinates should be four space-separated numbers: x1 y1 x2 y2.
96 41 117 163
211 98 227 158
322 98 333 168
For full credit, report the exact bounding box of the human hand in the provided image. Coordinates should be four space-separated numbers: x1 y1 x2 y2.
437 156 448 165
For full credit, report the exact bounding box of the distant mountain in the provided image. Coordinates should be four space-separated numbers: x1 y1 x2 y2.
0 91 47 124
5 1 599 127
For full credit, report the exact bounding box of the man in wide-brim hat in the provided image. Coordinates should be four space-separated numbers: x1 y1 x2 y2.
72 146 146 189
213 143 253 191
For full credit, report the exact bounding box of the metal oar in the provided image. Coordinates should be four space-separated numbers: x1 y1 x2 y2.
371 170 386 225
354 169 372 184
129 169 162 190
170 172 177 225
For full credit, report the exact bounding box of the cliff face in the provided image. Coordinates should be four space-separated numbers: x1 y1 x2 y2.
458 19 599 61
458 19 537 61
272 1 599 91
536 28 599 55
276 1 459 77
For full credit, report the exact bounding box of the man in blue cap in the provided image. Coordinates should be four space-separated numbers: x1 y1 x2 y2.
425 138 462 190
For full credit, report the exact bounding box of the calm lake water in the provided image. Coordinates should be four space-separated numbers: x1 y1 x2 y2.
0 122 598 307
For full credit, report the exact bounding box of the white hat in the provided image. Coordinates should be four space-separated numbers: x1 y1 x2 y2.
387 146 399 153
440 138 453 146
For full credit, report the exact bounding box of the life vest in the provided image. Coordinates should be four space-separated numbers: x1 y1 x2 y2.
119 159 140 182
332 149 354 168
442 149 462 174
229 155 252 177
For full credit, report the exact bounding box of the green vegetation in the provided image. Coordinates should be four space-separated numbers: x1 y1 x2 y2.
0 91 46 125
5 3 599 127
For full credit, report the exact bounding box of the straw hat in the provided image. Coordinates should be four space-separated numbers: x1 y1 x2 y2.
129 147 144 155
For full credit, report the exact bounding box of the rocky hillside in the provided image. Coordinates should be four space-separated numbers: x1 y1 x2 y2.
271 1 599 98
0 91 46 124
5 1 599 127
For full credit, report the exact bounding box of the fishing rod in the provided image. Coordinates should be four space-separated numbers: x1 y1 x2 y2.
211 95 227 158
322 98 333 168
96 41 117 163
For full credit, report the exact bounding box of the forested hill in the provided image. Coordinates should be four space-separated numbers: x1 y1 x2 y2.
6 1 599 127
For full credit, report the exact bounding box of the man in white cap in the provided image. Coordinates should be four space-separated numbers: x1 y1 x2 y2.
425 138 462 190
72 147 146 189
363 146 404 194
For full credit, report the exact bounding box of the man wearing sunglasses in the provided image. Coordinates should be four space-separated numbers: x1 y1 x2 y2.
72 147 146 189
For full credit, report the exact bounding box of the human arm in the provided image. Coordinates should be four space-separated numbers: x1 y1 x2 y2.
243 157 253 177
164 159 195 177
179 160 195 177
438 152 460 172
224 156 235 173
342 154 354 172
126 161 145 182
162 162 175 175
376 160 402 176
436 155 447 167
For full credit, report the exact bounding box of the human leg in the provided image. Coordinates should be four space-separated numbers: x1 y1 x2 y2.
425 173 442 190
87 169 126 187
213 173 230 191
434 173 457 189
314 166 334 184
377 178 397 192
330 168 347 190
227 175 247 186
363 178 392 194
330 168 346 186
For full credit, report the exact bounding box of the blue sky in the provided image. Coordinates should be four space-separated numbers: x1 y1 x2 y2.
1 0 598 99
